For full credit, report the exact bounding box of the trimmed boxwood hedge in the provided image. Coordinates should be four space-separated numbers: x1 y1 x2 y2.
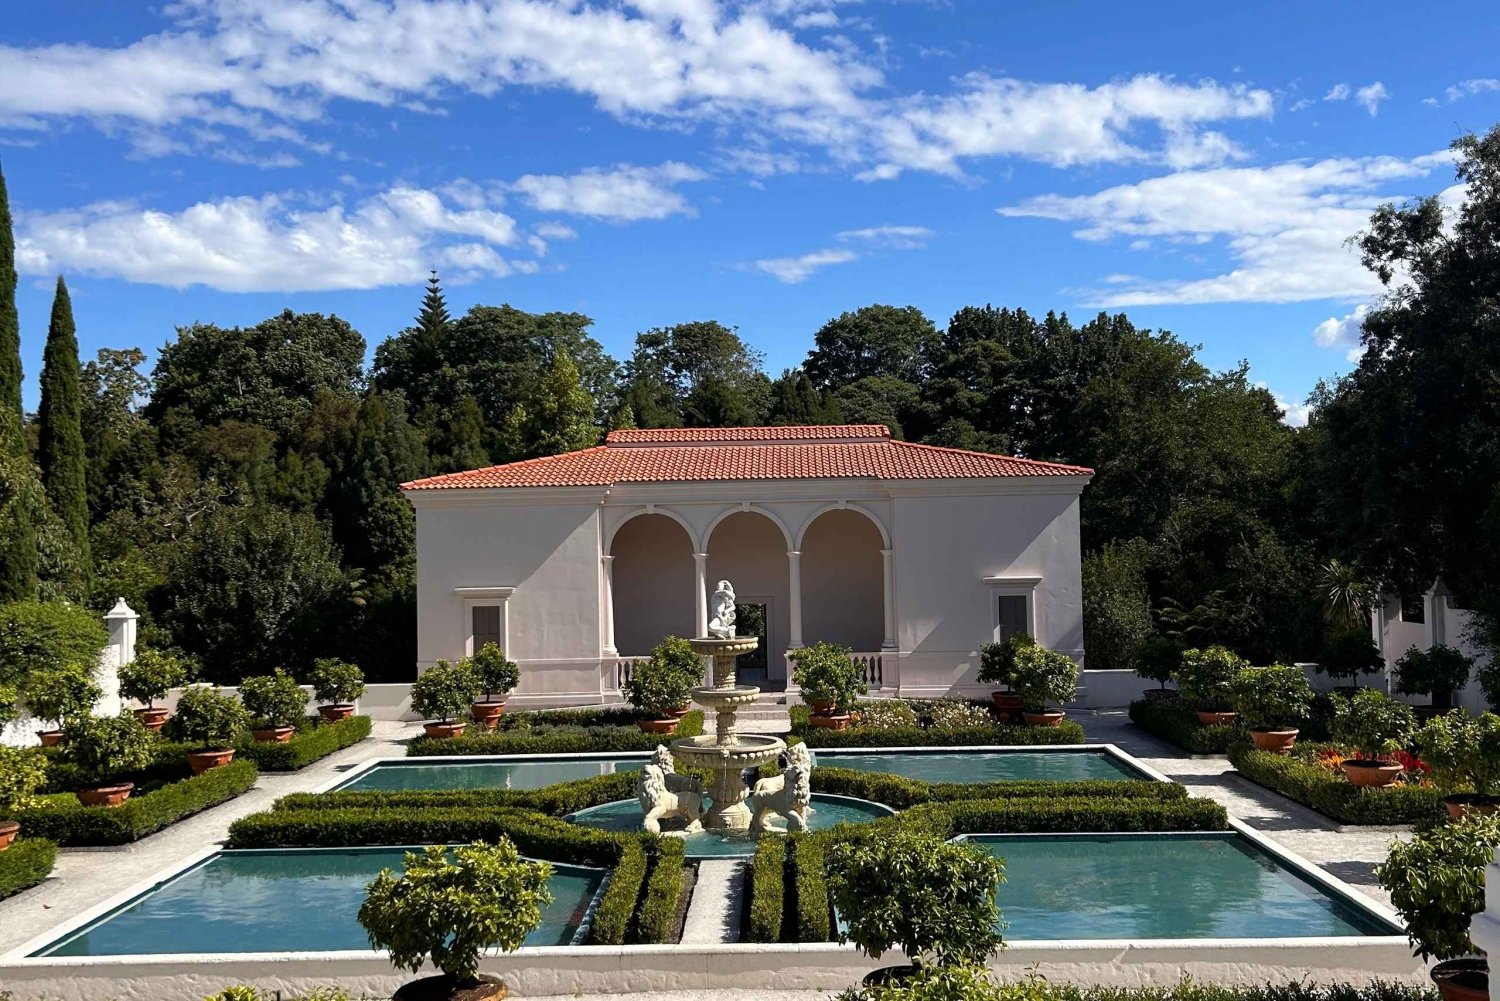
276 771 641 816
407 710 704 756
792 705 1085 748
634 839 685 944
589 840 647 945
747 836 786 943
1129 699 1236 754
788 833 830 943
236 715 372 771
810 767 1184 810
1228 742 1444 825
836 979 1438 1001
15 760 258 846
0 837 57 899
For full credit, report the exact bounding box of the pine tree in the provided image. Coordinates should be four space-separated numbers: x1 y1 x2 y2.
416 271 450 336
38 277 90 569
0 162 21 449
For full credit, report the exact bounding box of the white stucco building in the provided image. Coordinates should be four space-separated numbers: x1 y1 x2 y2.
403 424 1093 706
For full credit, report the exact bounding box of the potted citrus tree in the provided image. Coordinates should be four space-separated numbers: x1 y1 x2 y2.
1229 664 1314 754
309 658 365 722
1009 643 1078 726
1135 636 1184 702
1416 711 1500 820
978 634 1033 720
467 643 521 731
62 712 155 807
358 838 554 1001
21 664 101 746
1174 645 1248 725
826 830 1005 986
412 660 481 739
1377 813 1500 1001
791 641 867 729
118 648 191 732
1317 627 1384 692
239 668 308 743
626 653 693 735
1330 687 1417 787
647 636 703 717
175 685 251 773
1396 645 1475 715
0 745 47 850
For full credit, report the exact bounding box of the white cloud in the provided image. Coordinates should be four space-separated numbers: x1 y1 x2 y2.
14 184 525 292
835 224 934 249
999 151 1453 305
1356 82 1389 116
534 222 578 240
1444 78 1500 102
1313 303 1371 361
753 247 857 283
1260 384 1311 428
508 162 709 221
1324 83 1351 101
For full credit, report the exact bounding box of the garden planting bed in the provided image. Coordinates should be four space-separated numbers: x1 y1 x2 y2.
1227 742 1444 826
792 701 1086 748
406 707 705 756
1128 699 1237 754
233 714 372 771
0 838 57 900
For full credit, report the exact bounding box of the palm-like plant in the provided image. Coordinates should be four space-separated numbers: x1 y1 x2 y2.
1314 559 1377 631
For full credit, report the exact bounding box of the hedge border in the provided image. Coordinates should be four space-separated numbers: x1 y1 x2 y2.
788 833 830 943
792 706 1085 748
633 839 685 944
1129 699 1235 754
747 836 786 943
1227 742 1444 825
236 715 372 771
589 840 647 945
0 837 57 900
407 710 705 757
15 760 258 846
810 768 1185 811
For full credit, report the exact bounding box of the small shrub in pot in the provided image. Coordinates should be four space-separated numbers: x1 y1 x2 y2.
0 745 47 849
1395 645 1474 713
1134 636 1185 699
625 654 693 733
239 668 308 742
1008 644 1078 725
1330 688 1416 787
977 635 1033 716
358 838 553 1001
1174 646 1248 721
62 712 155 806
1415 710 1500 819
175 685 251 772
118 648 191 731
309 658 365 721
1229 665 1314 753
1317 627 1384 687
467 643 521 729
411 660 481 738
648 636 704 709
21 664 101 743
791 641 868 718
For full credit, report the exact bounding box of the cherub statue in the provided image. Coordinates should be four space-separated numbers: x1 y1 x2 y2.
636 763 705 836
707 579 737 639
747 742 814 834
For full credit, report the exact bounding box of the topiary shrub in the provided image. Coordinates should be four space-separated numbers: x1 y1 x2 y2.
1318 628 1384 685
1377 813 1500 960
62 712 155 788
1330 688 1416 761
1009 644 1079 714
309 658 365 706
411 660 481 723
1394 645 1473 712
239 668 308 730
976 634 1034 688
1134 636 1185 692
118 648 191 710
21 664 101 731
358 839 553 991
647 635 704 689
0 683 19 730
625 654 693 717
175 686 251 750
792 641 868 712
1174 646 1248 712
1229 665 1314 730
0 599 108 689
468 643 521 703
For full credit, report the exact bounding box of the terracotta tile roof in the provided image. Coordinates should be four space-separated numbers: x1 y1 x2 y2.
403 425 1092 490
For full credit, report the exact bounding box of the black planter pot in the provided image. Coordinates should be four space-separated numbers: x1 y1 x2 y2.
862 965 922 988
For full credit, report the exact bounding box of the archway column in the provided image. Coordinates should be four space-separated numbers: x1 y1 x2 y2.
693 553 709 637
880 548 898 652
787 550 804 649
600 555 617 656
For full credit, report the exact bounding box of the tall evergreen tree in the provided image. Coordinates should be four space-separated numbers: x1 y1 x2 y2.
416 271 450 337
0 163 21 448
0 162 37 600
504 350 597 458
38 277 90 569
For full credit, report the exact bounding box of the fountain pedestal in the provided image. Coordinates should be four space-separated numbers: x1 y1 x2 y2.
669 636 786 831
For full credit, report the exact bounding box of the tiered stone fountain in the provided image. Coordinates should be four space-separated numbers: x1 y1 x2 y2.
666 581 787 830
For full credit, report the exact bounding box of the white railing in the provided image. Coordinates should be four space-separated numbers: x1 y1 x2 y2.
849 652 885 689
612 655 648 691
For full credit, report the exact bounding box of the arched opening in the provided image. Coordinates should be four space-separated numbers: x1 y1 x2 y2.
707 511 791 687
611 514 695 657
801 509 884 652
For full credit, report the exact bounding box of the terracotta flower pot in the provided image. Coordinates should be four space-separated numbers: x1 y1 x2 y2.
807 697 836 714
1195 710 1238 726
318 704 356 723
1445 794 1500 822
0 820 19 851
133 707 170 732
1024 710 1066 727
423 721 467 739
637 718 679 735
1431 958 1488 1001
251 726 295 743
36 730 64 747
471 700 507 731
76 782 135 808
666 703 692 719
808 713 851 730
1249 727 1300 754
991 691 1023 722
186 748 236 774
1342 759 1402 787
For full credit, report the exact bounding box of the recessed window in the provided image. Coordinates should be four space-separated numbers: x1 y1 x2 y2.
1399 593 1425 624
997 594 1029 643
472 605 502 650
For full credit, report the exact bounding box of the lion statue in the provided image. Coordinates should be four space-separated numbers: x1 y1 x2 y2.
650 745 701 796
636 763 705 836
747 742 814 834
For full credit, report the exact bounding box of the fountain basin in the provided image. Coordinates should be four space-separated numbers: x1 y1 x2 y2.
670 732 786 770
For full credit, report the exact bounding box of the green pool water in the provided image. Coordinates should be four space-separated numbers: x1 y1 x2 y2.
821 750 1139 783
568 794 895 857
967 833 1395 939
35 848 604 957
339 758 645 791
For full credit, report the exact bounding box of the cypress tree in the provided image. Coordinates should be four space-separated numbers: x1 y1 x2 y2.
37 276 90 567
0 161 37 601
0 162 21 447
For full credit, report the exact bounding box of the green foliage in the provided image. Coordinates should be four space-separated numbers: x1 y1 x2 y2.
588 840 646 945
0 683 15 729
0 422 41 603
976 634 1033 686
174 685 251 749
407 709 704 756
1134 636 1185 688
647 635 703 687
793 705 1086 748
0 837 56 901
1413 711 1500 797
1313 560 1378 631
894 795 1228 837
625 652 693 716
1008 644 1079 712
633 840 685 944
835 964 1020 1001
1318 628 1384 682
0 745 48 814
789 834 830 942
236 714 371 771
14 759 257 845
0 599 108 688
1229 665 1314 730
805 305 939 389
21 664 101 728
358 839 553 982
1228 743 1442 825
1393 645 1473 701
1377 814 1500 960
810 767 1186 811
837 975 1442 1001
0 165 19 449
826 830 1004 966
63 712 155 786
502 348 599 459
852 700 919 729
238 668 309 728
309 657 365 705
790 641 868 711
748 836 787 943
119 648 191 708
410 659 481 723
37 278 90 570
468 642 521 700
1082 540 1152 671
1128 699 1236 754
926 699 994 729
1330 688 1416 759
1173 645 1248 711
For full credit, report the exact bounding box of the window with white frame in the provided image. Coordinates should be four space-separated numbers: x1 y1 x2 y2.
981 575 1041 643
454 586 515 657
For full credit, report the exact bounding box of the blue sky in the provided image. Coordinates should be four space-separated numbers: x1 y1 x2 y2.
3 1 1498 423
